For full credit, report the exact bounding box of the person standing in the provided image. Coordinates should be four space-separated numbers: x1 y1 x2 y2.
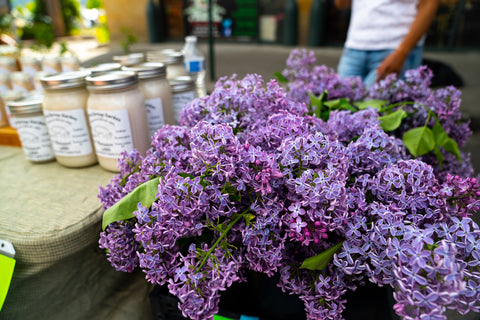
335 0 439 87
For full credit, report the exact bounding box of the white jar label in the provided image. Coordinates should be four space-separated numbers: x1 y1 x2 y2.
145 97 165 137
87 109 134 159
43 65 59 75
173 90 196 123
22 66 38 77
15 115 55 161
44 109 94 157
0 84 9 93
12 85 28 94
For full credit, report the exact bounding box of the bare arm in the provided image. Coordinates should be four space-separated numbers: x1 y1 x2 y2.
376 0 440 81
334 0 351 10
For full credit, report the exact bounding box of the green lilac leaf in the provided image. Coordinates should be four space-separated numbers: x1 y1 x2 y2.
102 178 160 230
300 241 344 270
310 92 322 118
274 71 288 83
403 126 435 157
378 109 407 131
433 145 444 169
354 99 387 110
432 120 461 161
178 172 195 179
324 98 355 112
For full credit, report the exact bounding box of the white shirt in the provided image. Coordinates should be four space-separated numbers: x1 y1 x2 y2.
345 0 424 50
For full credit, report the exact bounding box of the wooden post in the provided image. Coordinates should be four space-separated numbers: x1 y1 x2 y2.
44 0 66 37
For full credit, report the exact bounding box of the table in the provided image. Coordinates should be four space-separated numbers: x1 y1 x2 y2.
0 146 153 320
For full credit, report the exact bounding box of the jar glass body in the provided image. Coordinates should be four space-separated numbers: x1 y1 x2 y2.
166 62 188 80
43 86 98 167
11 109 55 163
87 84 150 172
139 75 174 133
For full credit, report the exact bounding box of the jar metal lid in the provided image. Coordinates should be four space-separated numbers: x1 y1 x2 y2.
86 71 138 91
112 53 145 66
147 49 184 65
122 62 167 79
87 62 122 76
8 96 43 115
20 56 41 66
169 76 195 92
40 70 91 90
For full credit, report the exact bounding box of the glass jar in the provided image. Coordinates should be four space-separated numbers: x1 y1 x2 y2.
86 71 150 172
41 70 98 168
20 56 42 78
0 72 12 93
61 55 81 72
33 71 49 91
112 53 145 67
147 49 188 80
11 71 35 93
1 90 24 128
0 56 18 74
8 96 55 163
0 95 8 127
169 76 196 124
42 55 62 75
87 63 122 76
123 62 174 135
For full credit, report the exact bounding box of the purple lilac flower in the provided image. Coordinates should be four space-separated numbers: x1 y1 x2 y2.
97 71 480 320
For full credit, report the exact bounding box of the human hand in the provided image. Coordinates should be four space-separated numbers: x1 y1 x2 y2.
375 49 408 82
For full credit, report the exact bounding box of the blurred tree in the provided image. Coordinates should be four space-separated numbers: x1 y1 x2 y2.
33 0 80 35
86 0 103 9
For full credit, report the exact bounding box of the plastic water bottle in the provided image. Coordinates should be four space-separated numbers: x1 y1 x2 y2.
182 35 207 97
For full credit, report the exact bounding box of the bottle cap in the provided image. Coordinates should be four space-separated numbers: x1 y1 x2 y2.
40 70 91 90
7 96 43 115
87 63 122 76
86 71 138 91
185 35 197 43
122 62 167 79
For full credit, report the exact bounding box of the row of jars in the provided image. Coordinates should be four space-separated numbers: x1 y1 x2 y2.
6 61 197 172
0 54 81 75
0 54 81 93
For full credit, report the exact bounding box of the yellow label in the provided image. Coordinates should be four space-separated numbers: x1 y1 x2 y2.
0 254 15 310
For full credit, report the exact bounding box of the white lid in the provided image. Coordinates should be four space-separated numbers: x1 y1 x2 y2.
185 35 198 43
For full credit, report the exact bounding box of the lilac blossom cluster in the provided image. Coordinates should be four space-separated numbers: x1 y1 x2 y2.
281 49 474 181
98 72 480 320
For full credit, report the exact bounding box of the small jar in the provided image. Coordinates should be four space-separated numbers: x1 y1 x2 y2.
87 63 122 76
86 71 150 172
11 71 35 93
147 49 188 80
0 56 18 74
61 55 81 72
42 55 62 75
33 71 49 91
112 53 145 67
123 62 174 135
20 56 42 77
169 76 196 124
8 96 55 163
0 96 8 127
0 72 12 93
1 90 24 128
41 70 98 168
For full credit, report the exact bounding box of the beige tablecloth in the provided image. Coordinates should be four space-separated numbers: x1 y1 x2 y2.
0 146 153 320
